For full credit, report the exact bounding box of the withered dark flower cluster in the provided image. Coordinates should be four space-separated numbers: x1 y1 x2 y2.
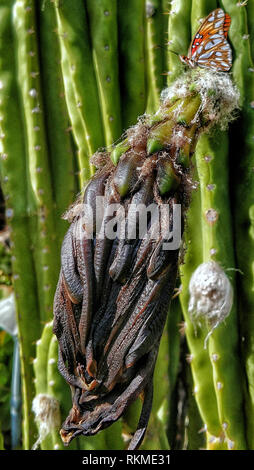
53 70 239 449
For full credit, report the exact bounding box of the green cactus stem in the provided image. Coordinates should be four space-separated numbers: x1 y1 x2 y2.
218 0 254 449
179 212 223 442
0 428 4 450
13 0 58 324
0 0 40 449
33 321 54 449
145 0 166 113
33 323 78 450
56 37 88 188
165 296 182 449
103 421 125 450
175 0 247 450
54 0 104 184
86 0 122 146
167 0 192 86
193 134 247 449
185 366 206 450
38 0 75 244
247 0 254 62
140 330 170 450
118 0 146 129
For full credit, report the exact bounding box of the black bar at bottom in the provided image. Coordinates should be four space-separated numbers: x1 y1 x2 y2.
0 449 250 466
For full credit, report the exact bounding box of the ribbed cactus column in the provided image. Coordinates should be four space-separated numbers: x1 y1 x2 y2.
167 0 220 449
166 0 195 449
145 0 167 113
117 0 146 129
179 197 224 447
173 0 247 450
86 0 122 146
167 0 192 85
191 0 242 448
218 0 254 448
0 429 3 450
0 0 41 449
33 321 55 450
140 330 171 450
53 0 105 185
38 0 75 244
193 134 246 449
13 0 59 324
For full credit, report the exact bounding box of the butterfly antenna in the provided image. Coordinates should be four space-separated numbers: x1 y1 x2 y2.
168 49 179 56
156 45 180 56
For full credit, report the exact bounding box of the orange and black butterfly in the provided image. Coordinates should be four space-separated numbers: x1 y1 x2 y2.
179 8 232 72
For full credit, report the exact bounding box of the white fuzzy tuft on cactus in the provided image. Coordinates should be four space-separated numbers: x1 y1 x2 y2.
188 261 233 347
32 394 61 450
161 69 240 131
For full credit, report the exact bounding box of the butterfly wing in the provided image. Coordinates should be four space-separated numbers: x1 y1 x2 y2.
188 8 232 72
223 13 231 38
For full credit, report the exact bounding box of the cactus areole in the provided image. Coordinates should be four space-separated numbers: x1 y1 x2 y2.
53 67 239 449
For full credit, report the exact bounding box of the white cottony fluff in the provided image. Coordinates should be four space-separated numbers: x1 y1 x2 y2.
32 394 61 450
161 69 240 131
188 261 233 347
